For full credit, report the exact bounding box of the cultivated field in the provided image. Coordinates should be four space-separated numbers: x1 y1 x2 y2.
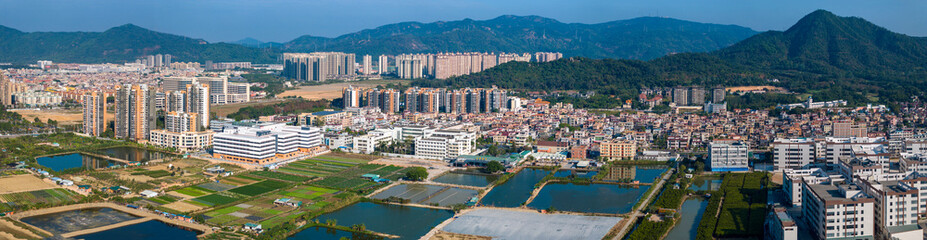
0 174 58 194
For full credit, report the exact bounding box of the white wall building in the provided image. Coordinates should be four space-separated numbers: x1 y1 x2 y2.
773 138 817 171
802 183 875 240
149 130 213 152
414 129 476 160
709 141 749 172
352 128 400 154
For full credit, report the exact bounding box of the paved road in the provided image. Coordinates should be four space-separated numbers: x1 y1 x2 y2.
612 167 674 239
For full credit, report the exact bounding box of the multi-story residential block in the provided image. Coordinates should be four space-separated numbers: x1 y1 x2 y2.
342 86 361 108
709 141 749 171
773 138 817 170
599 140 637 160
825 137 887 165
802 183 875 240
834 121 869 138
165 111 198 133
906 140 927 155
115 84 156 141
82 92 106 136
149 130 213 152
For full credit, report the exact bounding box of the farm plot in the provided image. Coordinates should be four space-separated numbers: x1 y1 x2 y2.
220 175 261 186
228 180 290 196
0 174 58 194
198 182 238 192
248 171 313 182
131 170 172 178
190 192 245 207
149 195 180 204
0 188 80 207
174 185 216 197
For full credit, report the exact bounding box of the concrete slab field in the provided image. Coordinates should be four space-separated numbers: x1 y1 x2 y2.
441 208 621 240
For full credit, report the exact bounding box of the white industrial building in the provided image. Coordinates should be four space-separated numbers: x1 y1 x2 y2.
773 138 817 171
709 141 749 172
414 129 476 160
213 123 322 165
802 183 875 240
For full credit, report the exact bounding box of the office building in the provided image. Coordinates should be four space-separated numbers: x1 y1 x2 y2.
764 207 798 240
802 183 875 240
213 123 323 165
415 129 476 159
709 141 749 171
773 138 817 170
115 84 156 141
82 92 106 137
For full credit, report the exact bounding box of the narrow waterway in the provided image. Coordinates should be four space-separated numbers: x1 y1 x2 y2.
664 198 709 239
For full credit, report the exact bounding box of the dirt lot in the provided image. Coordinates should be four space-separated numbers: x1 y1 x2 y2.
277 80 409 100
162 201 204 212
0 175 58 194
370 157 453 181
430 231 491 240
11 108 114 125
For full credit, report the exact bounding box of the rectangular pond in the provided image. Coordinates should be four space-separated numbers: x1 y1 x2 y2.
35 153 122 172
664 198 709 239
479 168 551 207
288 226 382 240
689 176 723 191
93 146 172 162
312 202 454 240
74 219 199 240
553 170 598 179
21 207 140 235
372 184 478 206
431 172 498 187
600 165 667 183
527 183 650 214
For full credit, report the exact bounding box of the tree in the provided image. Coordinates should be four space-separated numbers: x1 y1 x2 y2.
485 160 504 173
405 167 428 181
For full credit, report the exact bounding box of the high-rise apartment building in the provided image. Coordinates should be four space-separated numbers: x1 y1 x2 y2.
82 92 106 136
342 85 361 108
0 71 26 107
362 55 372 75
380 89 400 114
115 84 156 141
165 111 198 133
186 83 210 130
282 52 356 81
712 88 726 103
378 55 389 75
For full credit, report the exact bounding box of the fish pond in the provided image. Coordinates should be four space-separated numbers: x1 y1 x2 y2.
35 153 121 172
479 168 551 207
21 207 140 235
431 172 498 187
73 220 199 240
527 182 650 214
311 202 453 240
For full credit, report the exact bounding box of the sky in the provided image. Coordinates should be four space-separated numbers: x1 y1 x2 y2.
0 0 924 43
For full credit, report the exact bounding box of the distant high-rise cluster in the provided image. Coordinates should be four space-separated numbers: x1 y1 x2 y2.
534 52 563 62
136 54 172 68
0 71 28 107
161 76 249 105
82 92 106 137
672 86 707 106
364 88 401 113
282 52 357 81
346 86 513 114
115 84 156 141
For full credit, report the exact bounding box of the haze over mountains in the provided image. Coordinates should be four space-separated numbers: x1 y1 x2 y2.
0 15 757 64
420 10 927 105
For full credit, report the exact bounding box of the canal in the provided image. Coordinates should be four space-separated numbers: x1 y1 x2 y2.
479 168 550 207
664 198 709 239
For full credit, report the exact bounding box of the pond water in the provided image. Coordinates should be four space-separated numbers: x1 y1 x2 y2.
664 198 709 239
288 226 382 240
432 172 498 187
480 168 551 207
527 183 650 214
689 176 723 191
634 167 667 183
94 146 172 162
21 208 140 235
35 153 120 172
74 220 199 240
553 170 598 179
312 202 453 240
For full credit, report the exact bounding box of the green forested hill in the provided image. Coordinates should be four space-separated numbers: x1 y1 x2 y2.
418 10 927 105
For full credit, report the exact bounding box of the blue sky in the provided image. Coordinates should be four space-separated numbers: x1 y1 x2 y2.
0 0 924 43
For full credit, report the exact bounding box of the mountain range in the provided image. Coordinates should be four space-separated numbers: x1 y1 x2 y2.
0 15 757 64
418 10 927 105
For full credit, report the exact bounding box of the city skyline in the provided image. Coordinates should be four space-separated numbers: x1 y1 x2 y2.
0 0 925 43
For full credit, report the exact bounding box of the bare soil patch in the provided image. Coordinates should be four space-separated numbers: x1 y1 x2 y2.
0 175 58 194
